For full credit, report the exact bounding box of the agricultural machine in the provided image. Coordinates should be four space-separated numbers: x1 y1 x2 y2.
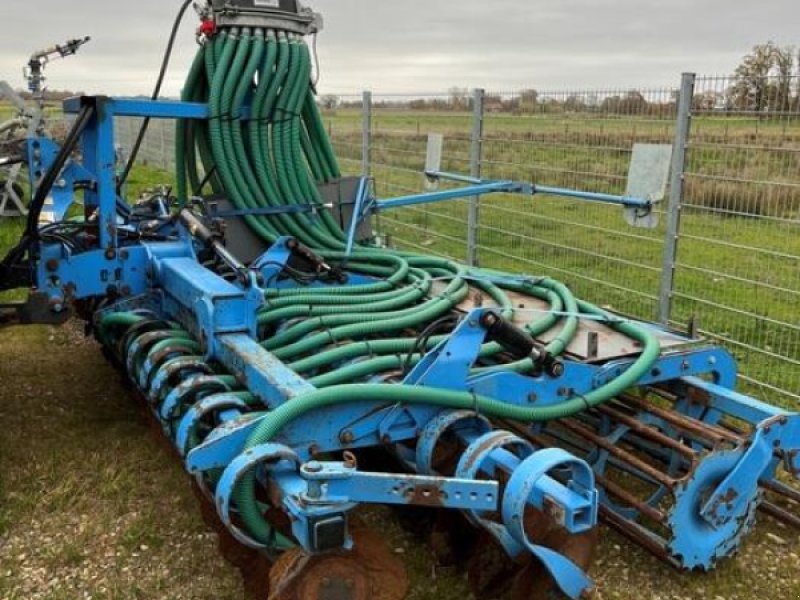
0 36 91 217
1 2 799 598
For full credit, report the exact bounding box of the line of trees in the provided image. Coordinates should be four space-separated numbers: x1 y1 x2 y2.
323 43 800 117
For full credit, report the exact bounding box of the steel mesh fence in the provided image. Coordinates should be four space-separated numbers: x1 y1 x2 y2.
326 77 799 404
674 75 800 403
477 88 678 321
374 94 473 260
328 93 477 260
115 117 177 175
327 93 363 176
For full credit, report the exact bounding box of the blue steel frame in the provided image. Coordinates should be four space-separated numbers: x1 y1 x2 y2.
33 95 799 588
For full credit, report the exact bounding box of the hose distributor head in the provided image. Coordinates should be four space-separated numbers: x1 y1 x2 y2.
206 0 322 34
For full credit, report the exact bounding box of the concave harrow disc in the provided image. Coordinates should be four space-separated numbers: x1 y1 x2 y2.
268 526 408 600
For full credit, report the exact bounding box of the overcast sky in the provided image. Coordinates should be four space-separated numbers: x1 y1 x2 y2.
0 0 796 97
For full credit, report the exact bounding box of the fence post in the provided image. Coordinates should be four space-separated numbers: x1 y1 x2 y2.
159 121 168 170
467 88 485 267
658 72 696 325
362 91 372 178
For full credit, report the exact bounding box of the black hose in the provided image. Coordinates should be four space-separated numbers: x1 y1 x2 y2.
25 104 95 236
116 0 194 193
0 103 95 290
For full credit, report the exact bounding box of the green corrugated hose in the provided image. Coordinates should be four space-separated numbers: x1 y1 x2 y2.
162 27 664 546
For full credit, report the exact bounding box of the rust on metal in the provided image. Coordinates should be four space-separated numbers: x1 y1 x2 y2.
594 472 666 524
268 525 408 600
760 500 800 529
406 483 445 507
600 506 675 566
686 385 711 407
596 404 698 462
558 418 678 489
621 393 742 446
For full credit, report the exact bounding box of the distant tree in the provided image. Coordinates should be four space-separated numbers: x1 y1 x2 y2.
601 95 622 114
519 89 539 113
730 42 796 113
617 91 648 115
448 87 469 110
319 94 339 110
771 46 795 111
564 94 586 112
692 91 721 111
483 93 504 113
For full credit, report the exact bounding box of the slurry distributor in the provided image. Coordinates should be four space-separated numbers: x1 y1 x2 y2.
1 1 799 599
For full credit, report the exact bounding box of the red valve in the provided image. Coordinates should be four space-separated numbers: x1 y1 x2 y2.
198 19 217 38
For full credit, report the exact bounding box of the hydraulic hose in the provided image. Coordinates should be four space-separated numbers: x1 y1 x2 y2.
233 302 659 542
166 23 666 547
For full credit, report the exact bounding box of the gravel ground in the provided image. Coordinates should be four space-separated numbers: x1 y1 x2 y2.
1 323 799 600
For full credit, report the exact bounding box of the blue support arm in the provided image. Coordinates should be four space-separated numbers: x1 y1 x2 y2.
373 171 652 213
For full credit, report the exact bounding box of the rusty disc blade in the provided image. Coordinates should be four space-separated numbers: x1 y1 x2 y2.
510 509 599 600
467 508 599 600
466 528 523 599
429 511 480 566
269 525 408 600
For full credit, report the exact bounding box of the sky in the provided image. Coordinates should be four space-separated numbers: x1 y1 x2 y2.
0 0 796 98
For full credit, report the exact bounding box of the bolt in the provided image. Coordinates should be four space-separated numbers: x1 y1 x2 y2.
527 393 538 404
340 430 354 445
46 259 59 272
120 250 129 260
480 312 498 328
105 248 116 261
548 361 565 378
305 461 323 473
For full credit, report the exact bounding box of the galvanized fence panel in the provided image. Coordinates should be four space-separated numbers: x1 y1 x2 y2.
115 117 177 174
326 93 363 178
327 93 476 260
476 87 679 321
674 75 800 404
325 78 799 404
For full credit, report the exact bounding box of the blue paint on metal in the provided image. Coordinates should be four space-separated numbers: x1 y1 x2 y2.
215 442 300 549
345 176 371 257
251 237 294 287
175 393 250 456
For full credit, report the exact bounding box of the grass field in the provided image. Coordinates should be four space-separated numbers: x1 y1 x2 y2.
326 107 800 404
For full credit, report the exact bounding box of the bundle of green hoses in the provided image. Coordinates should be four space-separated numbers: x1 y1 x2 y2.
162 26 662 546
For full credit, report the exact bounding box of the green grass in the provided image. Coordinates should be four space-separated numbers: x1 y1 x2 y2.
0 325 244 599
1 325 799 600
327 108 800 405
